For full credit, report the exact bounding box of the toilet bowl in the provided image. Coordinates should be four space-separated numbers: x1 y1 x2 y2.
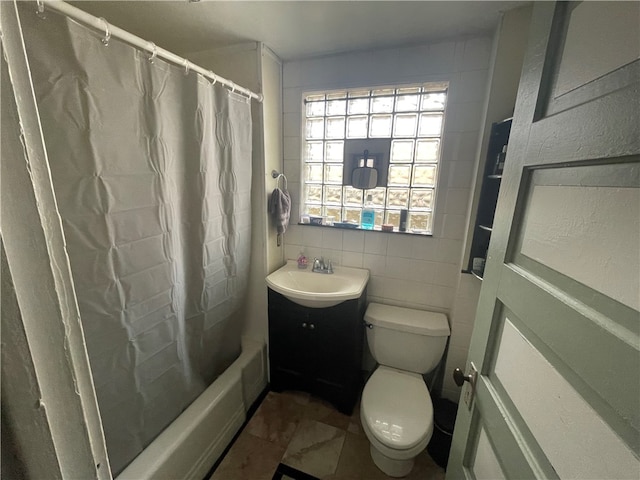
360 303 449 477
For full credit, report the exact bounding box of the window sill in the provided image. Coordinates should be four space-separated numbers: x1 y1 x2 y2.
296 222 432 237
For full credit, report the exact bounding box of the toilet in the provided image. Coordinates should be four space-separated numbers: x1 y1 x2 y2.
360 303 450 477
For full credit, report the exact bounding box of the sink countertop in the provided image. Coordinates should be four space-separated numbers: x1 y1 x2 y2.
265 260 370 308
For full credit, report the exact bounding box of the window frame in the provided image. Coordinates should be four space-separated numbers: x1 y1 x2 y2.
301 83 449 235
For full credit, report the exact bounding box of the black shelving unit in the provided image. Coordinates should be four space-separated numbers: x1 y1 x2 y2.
467 118 512 279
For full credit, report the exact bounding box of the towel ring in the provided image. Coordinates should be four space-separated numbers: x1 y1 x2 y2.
276 173 287 190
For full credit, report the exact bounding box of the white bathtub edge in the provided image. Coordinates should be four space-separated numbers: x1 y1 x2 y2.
116 339 267 480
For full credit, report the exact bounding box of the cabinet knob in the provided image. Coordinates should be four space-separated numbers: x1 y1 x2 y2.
302 322 307 328
309 323 315 330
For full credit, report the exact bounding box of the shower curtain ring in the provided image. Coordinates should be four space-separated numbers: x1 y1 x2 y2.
208 71 217 86
36 0 46 19
183 59 190 75
148 43 158 63
99 17 111 46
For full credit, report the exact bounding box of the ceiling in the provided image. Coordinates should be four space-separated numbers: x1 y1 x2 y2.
69 1 529 61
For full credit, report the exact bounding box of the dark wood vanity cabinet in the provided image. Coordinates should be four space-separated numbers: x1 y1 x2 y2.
268 288 366 414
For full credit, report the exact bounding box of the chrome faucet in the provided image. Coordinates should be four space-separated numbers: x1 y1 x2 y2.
312 257 333 274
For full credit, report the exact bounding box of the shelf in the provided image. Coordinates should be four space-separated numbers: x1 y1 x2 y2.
466 118 512 273
470 270 484 281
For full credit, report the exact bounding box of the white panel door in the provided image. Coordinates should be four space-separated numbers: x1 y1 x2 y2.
448 2 640 479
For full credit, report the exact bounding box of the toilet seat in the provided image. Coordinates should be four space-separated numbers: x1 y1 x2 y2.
361 366 434 451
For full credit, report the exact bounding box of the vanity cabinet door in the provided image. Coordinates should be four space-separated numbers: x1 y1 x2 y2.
268 288 366 414
309 302 361 413
268 297 313 392
310 302 356 381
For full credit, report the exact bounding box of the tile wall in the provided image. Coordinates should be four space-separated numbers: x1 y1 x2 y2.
280 37 492 400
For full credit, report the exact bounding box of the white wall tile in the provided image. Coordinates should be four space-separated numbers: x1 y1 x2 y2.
459 37 493 71
444 188 471 216
384 256 415 279
449 318 474 349
409 259 437 284
368 275 386 298
363 253 387 276
367 295 384 305
283 87 302 113
364 233 388 255
285 224 303 245
342 230 365 252
383 277 425 304
285 243 301 261
410 236 440 261
453 297 480 325
321 248 342 266
342 251 364 268
386 234 414 259
432 213 446 237
322 228 343 250
442 130 480 164
426 41 457 73
283 112 301 137
424 284 455 309
283 159 300 184
283 136 301 161
447 101 484 133
442 214 467 239
302 226 324 247
457 273 482 299
457 69 490 103
434 262 461 287
282 62 302 88
447 161 475 189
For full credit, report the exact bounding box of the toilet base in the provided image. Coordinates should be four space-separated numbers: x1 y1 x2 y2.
370 444 415 478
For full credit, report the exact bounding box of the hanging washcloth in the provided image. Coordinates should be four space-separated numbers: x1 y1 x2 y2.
269 187 291 234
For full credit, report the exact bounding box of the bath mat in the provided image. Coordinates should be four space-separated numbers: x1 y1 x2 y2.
272 463 320 480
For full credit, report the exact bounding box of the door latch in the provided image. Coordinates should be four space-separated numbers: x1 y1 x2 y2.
453 362 478 409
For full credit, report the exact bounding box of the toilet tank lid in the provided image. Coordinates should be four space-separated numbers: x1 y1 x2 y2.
365 303 450 336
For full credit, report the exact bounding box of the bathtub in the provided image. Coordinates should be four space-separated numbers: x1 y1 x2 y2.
117 338 268 480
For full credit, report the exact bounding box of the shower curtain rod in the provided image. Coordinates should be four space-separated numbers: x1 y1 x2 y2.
37 1 264 102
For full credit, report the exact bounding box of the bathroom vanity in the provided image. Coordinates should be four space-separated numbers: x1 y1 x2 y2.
267 288 366 414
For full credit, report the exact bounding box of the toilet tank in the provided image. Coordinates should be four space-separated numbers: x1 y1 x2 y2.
365 303 450 374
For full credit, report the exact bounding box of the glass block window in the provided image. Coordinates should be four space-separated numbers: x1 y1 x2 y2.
302 84 448 234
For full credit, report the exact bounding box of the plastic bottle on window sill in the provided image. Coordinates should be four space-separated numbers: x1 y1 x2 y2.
399 209 408 232
361 194 375 230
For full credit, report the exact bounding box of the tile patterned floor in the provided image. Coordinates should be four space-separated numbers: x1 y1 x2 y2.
210 390 446 480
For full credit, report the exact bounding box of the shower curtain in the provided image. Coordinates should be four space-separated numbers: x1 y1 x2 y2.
19 4 252 474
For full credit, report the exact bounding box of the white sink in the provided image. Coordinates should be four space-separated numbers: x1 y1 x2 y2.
266 260 370 308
